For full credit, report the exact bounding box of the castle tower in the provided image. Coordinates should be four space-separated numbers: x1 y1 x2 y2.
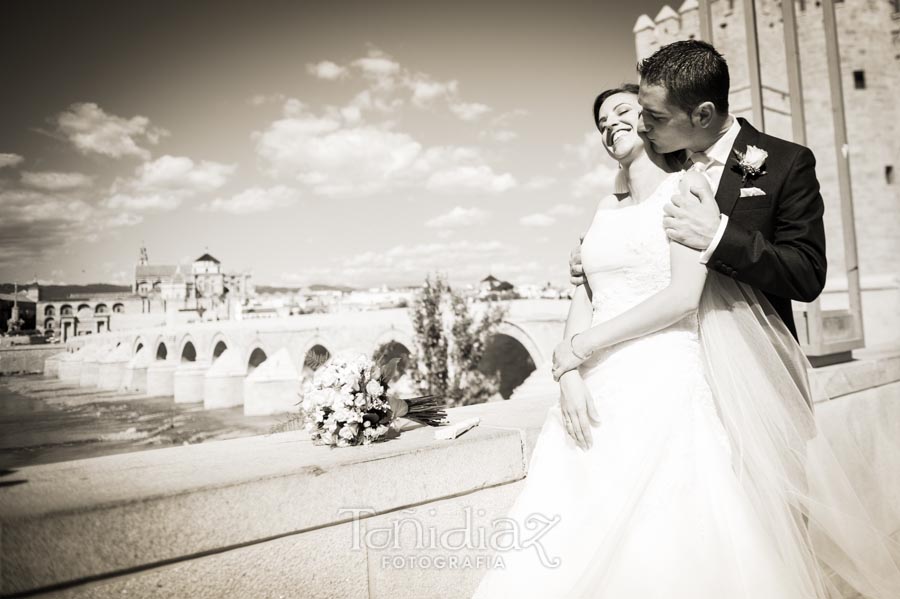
633 0 900 286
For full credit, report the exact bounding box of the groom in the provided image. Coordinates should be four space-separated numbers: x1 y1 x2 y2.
570 40 827 340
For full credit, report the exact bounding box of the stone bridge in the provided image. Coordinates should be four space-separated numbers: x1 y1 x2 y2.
45 300 569 414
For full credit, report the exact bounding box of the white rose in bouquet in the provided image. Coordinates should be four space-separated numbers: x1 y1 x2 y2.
365 379 385 398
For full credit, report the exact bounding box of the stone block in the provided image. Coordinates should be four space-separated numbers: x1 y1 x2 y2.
173 361 210 404
243 348 301 416
146 361 177 397
204 349 245 410
0 425 525 594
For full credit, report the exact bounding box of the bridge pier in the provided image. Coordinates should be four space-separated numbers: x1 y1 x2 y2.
146 361 177 397
43 352 66 378
243 348 300 416
57 351 84 383
204 350 246 410
78 345 105 388
174 361 210 404
98 345 131 391
122 347 152 393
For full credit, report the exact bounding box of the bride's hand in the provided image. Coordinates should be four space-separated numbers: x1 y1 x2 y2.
558 371 602 450
551 335 587 381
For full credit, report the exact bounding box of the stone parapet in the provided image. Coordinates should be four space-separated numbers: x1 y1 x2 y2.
1 350 897 597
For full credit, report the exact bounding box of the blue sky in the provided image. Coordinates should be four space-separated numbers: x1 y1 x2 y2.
0 0 667 288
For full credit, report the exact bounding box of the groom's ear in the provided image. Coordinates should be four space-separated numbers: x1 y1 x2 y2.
691 101 717 128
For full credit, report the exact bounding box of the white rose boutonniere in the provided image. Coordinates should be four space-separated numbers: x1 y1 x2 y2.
733 145 768 185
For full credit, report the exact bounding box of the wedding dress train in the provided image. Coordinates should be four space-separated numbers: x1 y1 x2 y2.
471 172 900 598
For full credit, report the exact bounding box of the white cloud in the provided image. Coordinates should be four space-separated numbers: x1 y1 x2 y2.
248 93 287 106
54 102 169 159
547 203 583 216
425 206 490 228
520 213 556 227
199 185 300 214
134 155 235 192
523 176 556 191
407 76 459 107
565 132 620 199
353 55 401 78
104 154 236 212
426 165 516 194
486 129 517 143
0 188 103 267
21 171 93 191
449 102 492 121
255 109 422 196
0 153 24 169
307 60 349 80
572 164 618 199
105 192 180 211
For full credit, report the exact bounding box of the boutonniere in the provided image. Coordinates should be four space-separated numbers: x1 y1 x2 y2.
732 145 767 185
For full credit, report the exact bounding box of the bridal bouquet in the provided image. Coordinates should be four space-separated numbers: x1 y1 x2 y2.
273 353 448 447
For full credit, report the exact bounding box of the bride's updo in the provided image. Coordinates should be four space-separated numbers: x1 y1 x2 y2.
593 84 680 174
592 83 640 133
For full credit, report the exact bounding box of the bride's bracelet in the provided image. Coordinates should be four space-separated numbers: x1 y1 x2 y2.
570 333 592 361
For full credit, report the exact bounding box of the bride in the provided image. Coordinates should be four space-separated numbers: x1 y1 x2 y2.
470 84 900 598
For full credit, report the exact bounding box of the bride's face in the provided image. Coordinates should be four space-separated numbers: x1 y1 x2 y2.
596 93 644 163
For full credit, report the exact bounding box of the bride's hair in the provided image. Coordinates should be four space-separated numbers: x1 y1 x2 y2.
592 83 682 174
592 83 639 132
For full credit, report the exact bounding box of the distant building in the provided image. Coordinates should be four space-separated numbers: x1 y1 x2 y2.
33 246 254 341
133 247 253 317
0 286 36 334
479 274 516 300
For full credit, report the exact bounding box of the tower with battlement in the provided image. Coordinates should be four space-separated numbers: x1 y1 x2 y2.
634 0 900 290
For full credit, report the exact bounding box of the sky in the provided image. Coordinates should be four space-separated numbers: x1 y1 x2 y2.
0 0 668 289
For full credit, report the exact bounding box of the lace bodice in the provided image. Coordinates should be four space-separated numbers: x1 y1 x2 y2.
581 172 695 332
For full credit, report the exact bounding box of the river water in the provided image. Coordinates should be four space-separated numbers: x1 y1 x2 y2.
0 374 290 469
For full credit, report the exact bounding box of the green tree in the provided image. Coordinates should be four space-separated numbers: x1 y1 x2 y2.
409 274 450 400
409 273 507 407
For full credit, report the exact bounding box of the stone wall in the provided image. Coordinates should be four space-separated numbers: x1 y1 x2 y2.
0 345 64 375
634 0 900 285
2 351 898 598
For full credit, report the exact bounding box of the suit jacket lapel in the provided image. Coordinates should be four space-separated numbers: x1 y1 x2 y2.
716 117 760 216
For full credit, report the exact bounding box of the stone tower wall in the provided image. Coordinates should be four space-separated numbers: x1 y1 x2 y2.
634 0 900 283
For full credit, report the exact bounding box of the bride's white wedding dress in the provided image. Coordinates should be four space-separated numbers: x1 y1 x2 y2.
471 172 900 598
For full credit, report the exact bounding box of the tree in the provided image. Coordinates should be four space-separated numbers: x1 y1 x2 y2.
409 273 507 407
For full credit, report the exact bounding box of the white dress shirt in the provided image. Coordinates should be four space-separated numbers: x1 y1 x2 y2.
684 115 742 264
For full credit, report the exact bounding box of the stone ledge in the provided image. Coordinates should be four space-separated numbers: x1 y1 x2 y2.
1 350 897 596
0 422 528 595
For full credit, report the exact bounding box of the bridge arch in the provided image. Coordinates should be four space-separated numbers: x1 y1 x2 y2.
179 336 198 363
372 331 413 381
299 338 332 379
481 322 542 400
210 332 231 362
247 344 269 374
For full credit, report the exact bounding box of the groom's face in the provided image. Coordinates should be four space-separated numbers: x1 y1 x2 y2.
637 84 697 154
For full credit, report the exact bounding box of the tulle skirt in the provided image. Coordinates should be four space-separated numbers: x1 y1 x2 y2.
471 328 809 598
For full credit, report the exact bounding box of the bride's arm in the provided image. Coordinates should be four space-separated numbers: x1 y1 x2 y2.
552 174 711 379
569 241 707 360
563 279 593 342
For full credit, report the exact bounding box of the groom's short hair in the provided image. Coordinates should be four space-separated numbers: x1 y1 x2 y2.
637 40 729 116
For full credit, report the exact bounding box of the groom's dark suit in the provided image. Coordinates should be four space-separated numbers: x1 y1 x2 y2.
701 117 827 341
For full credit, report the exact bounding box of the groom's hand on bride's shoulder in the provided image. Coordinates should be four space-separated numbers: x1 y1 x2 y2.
569 233 586 286
663 174 721 251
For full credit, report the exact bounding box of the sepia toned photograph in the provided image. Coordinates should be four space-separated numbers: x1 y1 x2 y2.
1 0 900 597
